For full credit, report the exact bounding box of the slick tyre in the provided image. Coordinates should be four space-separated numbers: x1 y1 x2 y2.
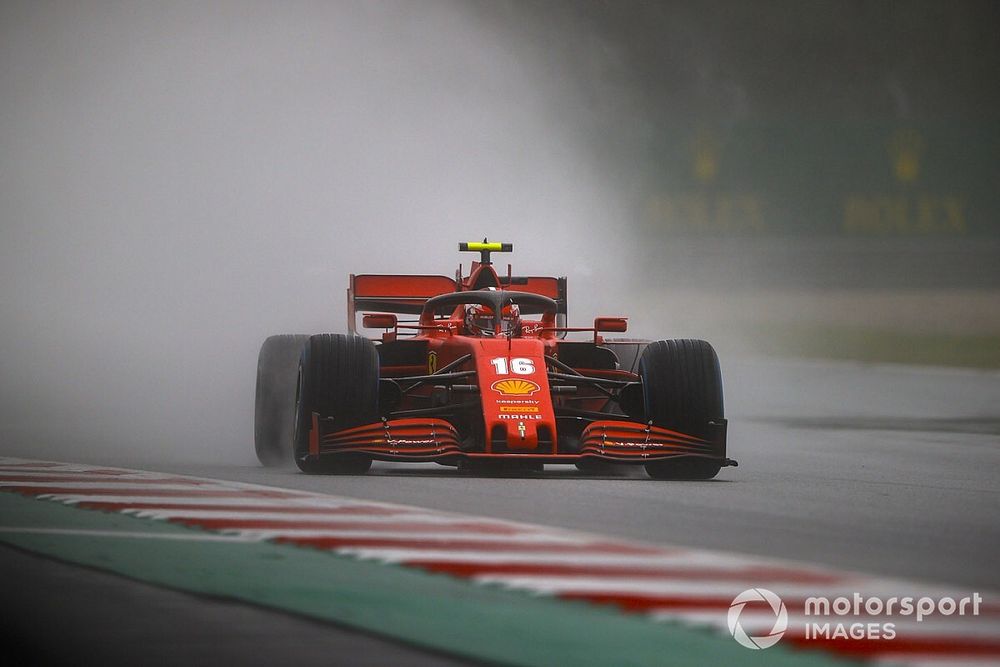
638 339 724 480
254 334 309 466
293 334 378 474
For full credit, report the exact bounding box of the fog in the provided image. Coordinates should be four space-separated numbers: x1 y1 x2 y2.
2 1 997 466
0 1 639 465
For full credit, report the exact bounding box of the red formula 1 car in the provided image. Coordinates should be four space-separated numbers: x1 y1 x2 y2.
254 242 735 479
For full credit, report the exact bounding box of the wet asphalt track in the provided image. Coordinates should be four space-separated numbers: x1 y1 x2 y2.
164 358 1000 590
5 358 1000 664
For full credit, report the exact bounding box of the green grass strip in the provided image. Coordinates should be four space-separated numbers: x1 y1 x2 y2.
748 324 1000 368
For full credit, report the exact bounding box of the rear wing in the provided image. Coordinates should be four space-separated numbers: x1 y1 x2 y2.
347 275 456 333
347 273 568 333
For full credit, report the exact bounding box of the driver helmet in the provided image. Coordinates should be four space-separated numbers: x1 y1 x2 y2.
464 303 521 336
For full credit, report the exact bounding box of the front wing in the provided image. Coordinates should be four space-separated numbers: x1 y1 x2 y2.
306 414 730 464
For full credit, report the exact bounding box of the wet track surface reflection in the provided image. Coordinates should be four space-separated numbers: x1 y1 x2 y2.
758 416 1000 436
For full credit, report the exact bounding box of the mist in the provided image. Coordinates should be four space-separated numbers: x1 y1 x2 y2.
3 1 998 466
0 1 633 465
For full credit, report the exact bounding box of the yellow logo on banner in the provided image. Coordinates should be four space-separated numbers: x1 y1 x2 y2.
888 129 924 184
500 406 539 413
692 127 720 183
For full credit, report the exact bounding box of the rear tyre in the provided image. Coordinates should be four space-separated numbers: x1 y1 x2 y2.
254 334 309 466
638 339 724 480
293 334 378 474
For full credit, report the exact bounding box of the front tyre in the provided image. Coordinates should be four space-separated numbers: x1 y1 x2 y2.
638 339 724 480
293 334 379 474
254 334 309 466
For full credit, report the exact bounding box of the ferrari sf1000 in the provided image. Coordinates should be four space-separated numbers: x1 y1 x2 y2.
254 242 735 479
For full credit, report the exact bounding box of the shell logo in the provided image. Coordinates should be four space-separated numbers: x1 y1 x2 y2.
491 378 540 396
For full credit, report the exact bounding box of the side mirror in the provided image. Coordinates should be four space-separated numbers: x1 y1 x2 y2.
594 317 627 333
363 313 398 329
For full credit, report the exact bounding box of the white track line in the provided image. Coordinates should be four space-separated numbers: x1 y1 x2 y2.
35 494 308 505
120 509 540 525
223 529 596 542
344 547 793 568
0 526 261 542
0 470 158 478
475 577 865 598
654 610 1000 638
57 495 383 508
472 576 980 602
0 481 223 491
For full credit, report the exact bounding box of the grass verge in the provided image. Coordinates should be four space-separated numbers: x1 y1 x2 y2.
747 324 1000 368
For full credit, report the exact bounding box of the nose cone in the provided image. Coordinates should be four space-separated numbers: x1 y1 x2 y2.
473 338 556 452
